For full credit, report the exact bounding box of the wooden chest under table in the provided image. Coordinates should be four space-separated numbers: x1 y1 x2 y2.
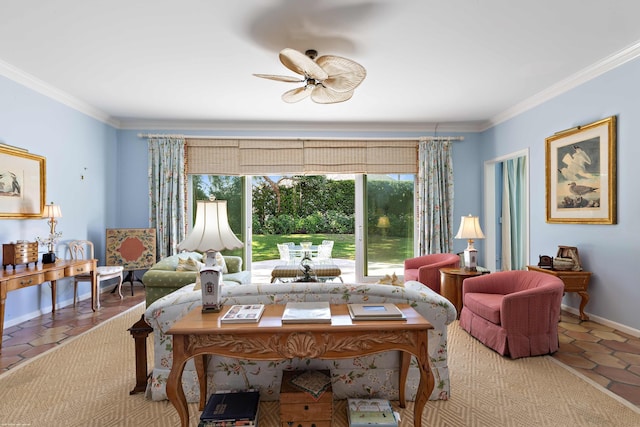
280 369 333 427
526 265 592 321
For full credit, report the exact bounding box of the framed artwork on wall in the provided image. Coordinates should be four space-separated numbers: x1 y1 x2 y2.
0 144 46 219
545 116 617 224
105 228 157 270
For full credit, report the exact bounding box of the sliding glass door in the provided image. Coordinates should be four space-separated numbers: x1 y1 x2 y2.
189 173 414 282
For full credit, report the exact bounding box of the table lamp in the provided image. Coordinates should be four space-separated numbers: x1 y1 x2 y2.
41 202 62 264
177 198 243 312
454 214 485 271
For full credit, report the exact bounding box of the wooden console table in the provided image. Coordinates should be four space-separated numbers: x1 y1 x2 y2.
0 259 97 352
166 304 434 427
526 265 592 320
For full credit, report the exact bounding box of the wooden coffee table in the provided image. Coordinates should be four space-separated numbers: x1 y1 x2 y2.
166 304 434 427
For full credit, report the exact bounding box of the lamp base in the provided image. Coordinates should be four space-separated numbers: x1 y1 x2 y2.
200 264 223 313
463 248 478 272
42 252 56 264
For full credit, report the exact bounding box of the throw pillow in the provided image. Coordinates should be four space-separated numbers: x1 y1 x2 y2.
176 257 204 272
214 252 229 274
376 272 403 287
194 273 201 291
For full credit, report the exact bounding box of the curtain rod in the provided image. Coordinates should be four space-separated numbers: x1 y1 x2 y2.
137 133 464 142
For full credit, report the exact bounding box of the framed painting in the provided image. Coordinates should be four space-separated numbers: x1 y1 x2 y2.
545 116 617 224
105 228 157 270
0 144 46 219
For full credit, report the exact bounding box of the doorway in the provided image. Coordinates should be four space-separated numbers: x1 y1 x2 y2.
483 149 529 271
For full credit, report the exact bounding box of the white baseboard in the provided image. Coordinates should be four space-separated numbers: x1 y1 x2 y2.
3 287 107 329
561 304 640 338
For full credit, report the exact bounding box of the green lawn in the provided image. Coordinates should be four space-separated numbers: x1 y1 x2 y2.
249 234 412 263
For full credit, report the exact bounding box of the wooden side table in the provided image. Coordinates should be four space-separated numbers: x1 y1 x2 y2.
440 268 487 319
526 266 592 321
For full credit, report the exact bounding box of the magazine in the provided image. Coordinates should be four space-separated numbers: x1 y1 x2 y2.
220 305 265 323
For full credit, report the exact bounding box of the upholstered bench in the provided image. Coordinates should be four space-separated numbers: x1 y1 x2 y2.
270 264 342 282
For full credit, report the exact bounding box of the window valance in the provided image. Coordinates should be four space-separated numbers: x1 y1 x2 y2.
185 138 418 175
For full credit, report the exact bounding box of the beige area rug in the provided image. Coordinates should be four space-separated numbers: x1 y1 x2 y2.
1 304 639 427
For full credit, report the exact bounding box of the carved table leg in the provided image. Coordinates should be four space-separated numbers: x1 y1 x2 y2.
167 336 191 427
128 314 153 394
399 350 410 408
413 332 434 427
196 354 209 410
577 291 590 321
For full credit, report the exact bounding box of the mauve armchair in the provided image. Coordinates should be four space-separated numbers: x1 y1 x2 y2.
404 253 460 293
459 270 564 359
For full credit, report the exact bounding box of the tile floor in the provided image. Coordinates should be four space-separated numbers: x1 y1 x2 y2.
1 284 145 372
1 286 639 408
553 311 640 406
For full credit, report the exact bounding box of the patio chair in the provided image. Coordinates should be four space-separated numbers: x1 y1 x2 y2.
314 241 334 264
277 243 295 264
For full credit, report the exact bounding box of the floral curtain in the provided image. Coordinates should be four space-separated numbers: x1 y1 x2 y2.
417 139 455 254
148 137 186 259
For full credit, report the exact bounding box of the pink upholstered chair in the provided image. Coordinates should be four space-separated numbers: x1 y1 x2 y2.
403 253 460 293
459 270 564 359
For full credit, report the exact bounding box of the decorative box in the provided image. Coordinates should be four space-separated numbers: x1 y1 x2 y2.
3 241 38 269
280 370 333 427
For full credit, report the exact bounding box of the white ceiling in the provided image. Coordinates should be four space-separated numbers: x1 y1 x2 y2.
2 0 640 132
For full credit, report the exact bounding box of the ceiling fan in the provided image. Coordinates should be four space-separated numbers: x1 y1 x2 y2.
254 48 366 104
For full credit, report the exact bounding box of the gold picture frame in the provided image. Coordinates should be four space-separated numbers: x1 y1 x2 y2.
0 144 46 219
545 116 617 224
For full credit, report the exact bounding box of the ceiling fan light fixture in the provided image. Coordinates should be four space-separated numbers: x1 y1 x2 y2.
255 47 366 104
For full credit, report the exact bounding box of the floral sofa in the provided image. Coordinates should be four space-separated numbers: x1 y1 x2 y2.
144 280 456 403
141 252 251 306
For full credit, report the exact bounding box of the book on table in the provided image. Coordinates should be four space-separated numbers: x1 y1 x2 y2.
347 398 398 427
221 304 265 323
347 303 406 321
281 301 332 324
199 389 260 426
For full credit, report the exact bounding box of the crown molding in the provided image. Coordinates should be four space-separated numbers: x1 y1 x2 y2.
484 41 640 131
0 59 120 128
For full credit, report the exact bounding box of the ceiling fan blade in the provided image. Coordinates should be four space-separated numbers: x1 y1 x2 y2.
253 73 304 83
282 86 313 103
315 55 366 92
279 48 328 81
311 86 354 104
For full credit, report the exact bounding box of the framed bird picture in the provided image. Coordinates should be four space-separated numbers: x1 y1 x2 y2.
545 116 617 224
0 144 46 219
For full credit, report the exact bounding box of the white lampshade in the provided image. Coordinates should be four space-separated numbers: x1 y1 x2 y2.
43 203 62 219
178 200 243 253
455 214 485 271
454 214 485 241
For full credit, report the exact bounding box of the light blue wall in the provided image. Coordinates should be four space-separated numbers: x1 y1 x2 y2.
0 75 118 325
481 57 640 329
